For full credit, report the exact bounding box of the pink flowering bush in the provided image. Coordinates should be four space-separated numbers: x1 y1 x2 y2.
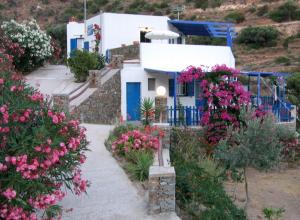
178 65 251 144
112 129 160 156
0 45 88 219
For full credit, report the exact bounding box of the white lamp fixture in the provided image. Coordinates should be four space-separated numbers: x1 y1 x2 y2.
156 86 166 97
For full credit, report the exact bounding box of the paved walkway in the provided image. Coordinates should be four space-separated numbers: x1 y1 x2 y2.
61 124 180 220
25 65 74 96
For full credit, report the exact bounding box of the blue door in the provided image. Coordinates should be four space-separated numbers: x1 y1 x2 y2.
84 41 89 52
126 82 141 121
70 38 77 55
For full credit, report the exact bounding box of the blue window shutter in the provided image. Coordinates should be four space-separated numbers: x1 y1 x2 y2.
187 81 194 96
169 79 174 97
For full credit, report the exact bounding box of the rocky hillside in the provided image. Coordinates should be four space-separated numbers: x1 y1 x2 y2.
0 0 299 72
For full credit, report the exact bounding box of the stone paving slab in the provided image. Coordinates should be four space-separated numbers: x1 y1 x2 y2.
60 124 180 220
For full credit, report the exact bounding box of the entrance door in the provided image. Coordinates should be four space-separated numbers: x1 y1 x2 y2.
126 82 141 121
70 38 77 54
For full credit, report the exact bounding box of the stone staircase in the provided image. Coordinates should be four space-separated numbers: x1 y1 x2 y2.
65 67 122 124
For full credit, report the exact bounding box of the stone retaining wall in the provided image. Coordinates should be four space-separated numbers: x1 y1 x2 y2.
109 44 140 60
71 69 122 124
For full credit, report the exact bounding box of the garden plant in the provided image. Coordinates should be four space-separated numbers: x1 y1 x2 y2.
106 123 164 181
0 36 89 219
67 50 100 82
1 20 53 73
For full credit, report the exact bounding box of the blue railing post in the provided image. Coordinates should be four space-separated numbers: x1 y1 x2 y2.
257 73 261 106
173 72 177 126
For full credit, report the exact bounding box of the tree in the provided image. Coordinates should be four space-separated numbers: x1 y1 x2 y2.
216 108 284 208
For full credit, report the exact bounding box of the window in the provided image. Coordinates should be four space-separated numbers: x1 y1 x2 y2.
169 79 194 97
177 83 187 96
140 31 151 43
148 78 156 91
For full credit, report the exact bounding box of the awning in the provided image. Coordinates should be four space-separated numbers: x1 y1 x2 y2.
168 20 235 38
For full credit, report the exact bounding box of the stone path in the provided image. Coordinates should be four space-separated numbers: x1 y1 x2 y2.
25 65 74 96
61 124 180 220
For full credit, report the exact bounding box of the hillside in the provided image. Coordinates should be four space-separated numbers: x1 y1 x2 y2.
0 0 299 72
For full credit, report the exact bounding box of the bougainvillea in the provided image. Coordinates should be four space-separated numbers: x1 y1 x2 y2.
0 44 88 218
93 24 101 53
178 65 251 144
1 19 53 72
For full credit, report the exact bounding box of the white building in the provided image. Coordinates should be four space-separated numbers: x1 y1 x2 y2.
67 13 172 57
67 13 235 124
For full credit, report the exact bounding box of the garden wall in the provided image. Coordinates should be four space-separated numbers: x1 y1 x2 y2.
109 44 140 61
71 69 122 124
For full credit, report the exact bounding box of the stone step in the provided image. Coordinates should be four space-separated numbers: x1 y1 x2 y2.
69 88 97 111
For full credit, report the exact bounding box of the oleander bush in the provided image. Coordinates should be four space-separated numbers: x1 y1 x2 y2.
1 20 53 73
0 46 88 218
237 26 279 48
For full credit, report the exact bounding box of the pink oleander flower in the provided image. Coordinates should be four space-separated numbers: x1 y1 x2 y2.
2 188 17 200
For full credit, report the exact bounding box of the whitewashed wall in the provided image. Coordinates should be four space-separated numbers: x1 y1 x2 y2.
85 14 101 52
140 43 235 72
101 13 170 53
66 22 84 57
121 63 194 120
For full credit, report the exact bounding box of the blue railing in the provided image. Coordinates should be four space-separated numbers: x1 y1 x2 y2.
167 106 202 126
250 96 294 122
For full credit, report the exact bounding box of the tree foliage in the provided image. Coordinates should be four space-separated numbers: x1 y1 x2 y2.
237 26 279 48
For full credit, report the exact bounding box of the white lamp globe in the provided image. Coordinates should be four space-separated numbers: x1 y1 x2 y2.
156 86 166 97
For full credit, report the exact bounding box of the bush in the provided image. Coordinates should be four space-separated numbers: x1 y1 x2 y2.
170 129 246 220
0 47 88 218
224 11 245 23
1 20 53 72
125 151 153 181
217 111 283 171
237 26 279 48
140 98 155 126
67 50 99 82
256 5 269 16
111 129 159 156
47 23 67 61
269 1 300 22
275 56 291 65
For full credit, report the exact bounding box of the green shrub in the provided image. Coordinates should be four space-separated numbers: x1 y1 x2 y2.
0 3 5 10
140 98 155 125
263 207 285 220
224 11 245 23
47 23 67 60
125 151 153 181
67 50 99 82
170 130 246 219
269 1 299 22
217 110 283 171
274 56 291 65
186 36 226 46
256 5 269 16
237 26 279 48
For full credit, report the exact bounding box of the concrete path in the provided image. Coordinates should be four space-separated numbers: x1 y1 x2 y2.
61 124 180 220
25 65 75 96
